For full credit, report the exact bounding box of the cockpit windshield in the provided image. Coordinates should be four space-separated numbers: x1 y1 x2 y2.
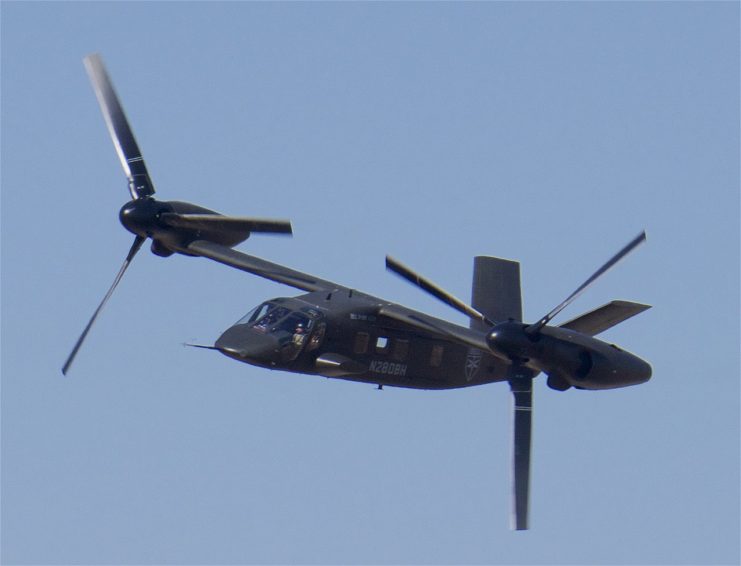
236 302 314 335
233 301 325 362
236 302 276 325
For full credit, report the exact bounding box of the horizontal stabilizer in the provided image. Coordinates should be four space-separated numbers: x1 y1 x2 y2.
160 213 292 235
559 300 651 336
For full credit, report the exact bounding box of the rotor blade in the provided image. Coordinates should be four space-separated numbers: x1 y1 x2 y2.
528 231 647 334
83 53 155 199
386 256 493 326
160 213 293 235
62 236 146 375
509 376 532 531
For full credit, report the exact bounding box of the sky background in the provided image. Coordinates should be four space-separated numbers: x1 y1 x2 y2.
2 2 739 565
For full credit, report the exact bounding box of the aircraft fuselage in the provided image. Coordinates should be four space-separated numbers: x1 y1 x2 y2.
214 289 651 391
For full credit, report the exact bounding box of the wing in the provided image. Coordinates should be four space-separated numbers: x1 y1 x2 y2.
378 303 501 358
187 240 497 354
558 300 651 336
186 240 344 292
160 214 293 235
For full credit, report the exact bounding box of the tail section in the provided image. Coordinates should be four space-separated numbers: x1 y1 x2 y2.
559 300 651 336
470 256 523 331
471 256 530 529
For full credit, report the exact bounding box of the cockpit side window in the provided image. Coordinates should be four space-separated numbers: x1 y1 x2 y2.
273 313 312 334
307 322 326 352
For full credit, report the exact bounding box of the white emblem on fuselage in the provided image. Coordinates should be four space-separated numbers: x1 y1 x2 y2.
465 349 483 381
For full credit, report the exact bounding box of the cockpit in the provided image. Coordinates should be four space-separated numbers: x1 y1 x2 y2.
216 300 325 366
238 302 313 335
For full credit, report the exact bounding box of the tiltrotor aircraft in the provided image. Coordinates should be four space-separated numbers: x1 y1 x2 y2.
64 54 652 530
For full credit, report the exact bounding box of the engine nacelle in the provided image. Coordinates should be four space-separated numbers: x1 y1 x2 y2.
150 240 175 257
536 328 652 391
119 198 251 256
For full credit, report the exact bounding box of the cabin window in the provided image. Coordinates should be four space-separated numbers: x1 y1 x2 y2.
376 336 390 353
393 339 409 361
354 332 369 354
430 344 444 367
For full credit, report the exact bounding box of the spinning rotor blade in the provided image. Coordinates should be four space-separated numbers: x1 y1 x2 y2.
510 375 533 530
84 54 155 199
62 236 146 375
527 231 647 334
386 256 493 326
159 213 293 235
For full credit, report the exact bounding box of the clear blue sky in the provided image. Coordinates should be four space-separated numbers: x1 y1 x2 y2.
2 2 738 564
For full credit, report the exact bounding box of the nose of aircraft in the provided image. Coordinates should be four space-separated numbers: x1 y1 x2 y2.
215 325 281 366
632 356 653 384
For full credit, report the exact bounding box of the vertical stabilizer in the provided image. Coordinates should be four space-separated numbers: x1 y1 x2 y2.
470 257 522 331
